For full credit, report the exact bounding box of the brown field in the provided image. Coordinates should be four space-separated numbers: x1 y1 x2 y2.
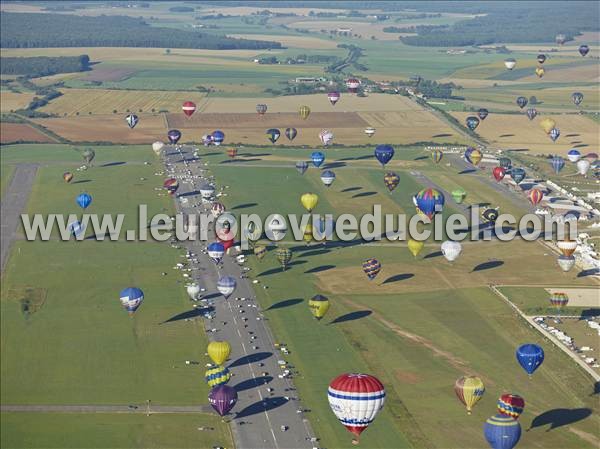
40 89 207 115
0 92 35 112
545 288 600 307
0 123 54 143
451 111 600 154
34 114 166 143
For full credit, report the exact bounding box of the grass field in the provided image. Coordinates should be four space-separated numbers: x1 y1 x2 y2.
0 144 233 448
193 146 600 448
1 163 15 198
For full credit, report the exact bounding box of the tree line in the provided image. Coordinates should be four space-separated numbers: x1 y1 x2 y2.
0 13 282 50
0 55 91 77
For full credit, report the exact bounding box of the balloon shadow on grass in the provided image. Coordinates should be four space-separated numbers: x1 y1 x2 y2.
323 162 347 169
235 397 288 419
458 168 477 175
329 310 372 325
414 155 428 161
266 298 303 311
161 307 214 324
257 260 307 277
178 190 199 198
305 264 336 274
71 179 91 184
423 251 443 259
341 186 362 193
100 161 126 167
528 408 591 431
233 376 273 392
577 268 600 278
382 273 414 284
231 202 258 210
352 191 376 198
472 260 504 272
300 249 331 258
228 352 273 368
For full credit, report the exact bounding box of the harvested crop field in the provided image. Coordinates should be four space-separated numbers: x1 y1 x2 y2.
82 67 137 82
34 114 165 143
40 89 207 115
0 92 35 112
545 288 600 308
0 123 54 143
451 111 600 154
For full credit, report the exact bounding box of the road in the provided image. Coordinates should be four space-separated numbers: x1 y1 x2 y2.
163 145 315 449
0 163 38 272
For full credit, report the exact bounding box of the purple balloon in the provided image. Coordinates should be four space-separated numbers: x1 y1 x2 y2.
208 385 238 416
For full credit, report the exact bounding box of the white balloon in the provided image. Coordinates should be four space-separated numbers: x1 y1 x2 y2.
152 141 165 155
186 283 201 300
576 159 590 176
441 240 462 262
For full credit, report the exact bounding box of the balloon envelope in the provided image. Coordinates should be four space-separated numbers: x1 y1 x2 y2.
311 151 325 168
207 242 225 264
415 188 445 219
550 156 565 174
119 287 144 314
167 129 181 144
207 341 231 365
454 376 485 414
76 192 92 209
497 394 525 420
484 414 521 449
308 294 330 320
516 343 544 376
362 258 381 280
209 385 238 416
182 101 196 117
383 172 400 192
301 192 319 212
285 127 297 141
296 160 309 175
205 365 231 387
374 144 395 167
125 114 139 129
441 241 462 262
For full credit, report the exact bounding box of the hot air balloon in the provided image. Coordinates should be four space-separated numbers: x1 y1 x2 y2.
579 44 590 57
68 220 84 238
482 208 499 223
303 223 314 244
557 255 576 272
186 283 200 300
276 247 292 270
537 54 546 64
484 414 521 449
571 92 583 106
497 394 525 420
540 117 556 134
309 294 330 320
296 161 308 175
168 129 181 145
285 127 297 141
362 258 381 280
408 239 424 257
301 193 319 212
374 144 394 167
585 152 598 161
504 58 517 70
384 172 400 192
319 129 334 146
511 168 526 185
346 78 361 93
431 149 443 164
266 128 281 144
227 147 238 159
207 242 225 264
478 108 489 120
328 91 341 105
451 188 467 204
211 202 225 218
63 172 73 183
254 245 267 261
328 373 385 443
163 178 179 195
364 127 376 138
493 166 506 182
535 66 545 78
415 188 445 219
256 103 267 115
549 292 569 313
209 384 237 416
320 170 336 188
125 113 139 129
212 130 225 146
576 159 590 176
526 108 537 121
567 149 581 163
182 101 196 117
550 156 565 174
528 188 544 206
82 148 95 165
466 116 480 131
119 287 144 315
202 134 214 146
299 105 311 120
557 239 578 257
199 183 215 199
152 141 164 155
311 151 325 168
499 157 512 169
217 276 236 299
441 241 462 262
549 127 560 142
205 365 231 387
454 376 485 414
465 148 483 166
516 96 528 109
555 34 566 45
516 343 544 376
208 341 231 365
76 192 92 209
266 214 287 241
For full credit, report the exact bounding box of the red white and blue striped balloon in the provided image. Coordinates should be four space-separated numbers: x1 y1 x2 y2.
328 373 385 441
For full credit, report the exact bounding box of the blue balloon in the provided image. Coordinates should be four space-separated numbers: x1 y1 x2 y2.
550 156 565 174
516 343 544 376
414 188 445 219
311 151 325 168
76 193 92 209
511 168 526 185
119 287 144 314
296 161 308 175
484 414 521 449
374 144 394 167
68 220 85 238
212 130 225 145
207 242 225 264
167 129 181 144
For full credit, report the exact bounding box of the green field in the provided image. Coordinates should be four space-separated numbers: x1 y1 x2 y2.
498 286 595 316
1 163 15 198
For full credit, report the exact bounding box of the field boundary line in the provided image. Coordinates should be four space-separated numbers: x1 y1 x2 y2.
0 404 213 414
489 284 600 381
